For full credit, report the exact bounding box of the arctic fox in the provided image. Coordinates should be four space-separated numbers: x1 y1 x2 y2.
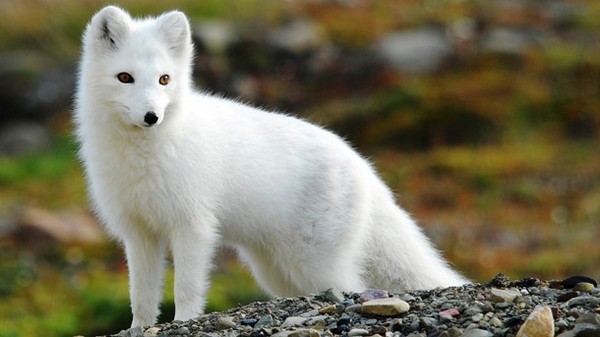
75 6 468 328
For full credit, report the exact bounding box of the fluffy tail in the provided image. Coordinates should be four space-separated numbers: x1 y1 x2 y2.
361 184 469 291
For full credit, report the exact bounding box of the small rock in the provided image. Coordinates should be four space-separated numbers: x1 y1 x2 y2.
567 296 600 308
216 316 236 329
281 316 307 329
462 328 493 337
288 328 321 337
574 282 596 292
516 305 554 337
362 298 410 316
358 289 389 303
369 326 387 335
446 327 464 337
439 308 460 317
143 327 160 337
345 304 363 314
490 288 522 303
576 313 600 325
489 316 503 328
241 318 258 326
558 291 579 302
420 316 438 328
319 304 337 314
323 288 345 304
305 315 329 326
118 326 144 337
562 276 598 289
347 328 370 337
572 323 600 336
254 314 274 329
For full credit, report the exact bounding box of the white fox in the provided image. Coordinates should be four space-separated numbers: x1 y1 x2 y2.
75 6 468 328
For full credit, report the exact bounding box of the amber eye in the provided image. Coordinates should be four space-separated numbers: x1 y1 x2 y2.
159 74 170 86
117 72 134 83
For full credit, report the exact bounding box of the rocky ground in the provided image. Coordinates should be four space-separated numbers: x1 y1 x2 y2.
103 274 600 337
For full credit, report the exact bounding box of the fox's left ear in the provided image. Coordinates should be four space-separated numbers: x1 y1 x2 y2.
155 11 192 57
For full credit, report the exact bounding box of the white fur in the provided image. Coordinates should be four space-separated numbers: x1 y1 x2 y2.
75 6 468 328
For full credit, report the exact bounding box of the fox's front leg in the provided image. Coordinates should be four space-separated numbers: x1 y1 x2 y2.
170 225 217 322
124 229 167 328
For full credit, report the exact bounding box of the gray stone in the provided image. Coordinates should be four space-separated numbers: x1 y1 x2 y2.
323 288 345 304
217 316 237 329
347 328 370 337
420 316 438 328
254 314 273 329
439 327 463 337
281 316 307 329
462 328 493 337
345 304 363 314
118 326 144 337
490 288 522 303
567 296 600 308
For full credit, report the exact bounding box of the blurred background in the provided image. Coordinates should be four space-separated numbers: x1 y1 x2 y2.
0 0 598 336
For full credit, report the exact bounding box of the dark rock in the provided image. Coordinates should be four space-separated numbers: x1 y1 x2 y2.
562 276 598 289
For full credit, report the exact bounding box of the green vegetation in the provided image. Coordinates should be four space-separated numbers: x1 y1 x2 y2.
1 1 599 336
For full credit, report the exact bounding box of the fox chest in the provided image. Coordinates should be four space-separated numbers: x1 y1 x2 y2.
91 149 202 231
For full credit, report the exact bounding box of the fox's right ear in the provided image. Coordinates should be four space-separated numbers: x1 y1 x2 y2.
85 6 131 51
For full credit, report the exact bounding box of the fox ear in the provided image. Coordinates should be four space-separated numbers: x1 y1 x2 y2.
86 6 131 51
155 11 192 56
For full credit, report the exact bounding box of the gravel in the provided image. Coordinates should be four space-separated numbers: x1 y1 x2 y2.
105 274 600 337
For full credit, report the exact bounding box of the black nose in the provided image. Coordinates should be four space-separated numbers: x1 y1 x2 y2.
144 111 159 125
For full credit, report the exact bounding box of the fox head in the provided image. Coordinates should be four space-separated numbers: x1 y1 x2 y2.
80 6 193 128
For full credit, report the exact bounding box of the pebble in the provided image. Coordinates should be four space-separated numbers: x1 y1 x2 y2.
566 296 600 308
281 316 307 328
362 298 410 316
347 328 370 336
490 288 522 303
254 314 274 329
216 316 237 329
323 288 345 304
345 304 363 314
462 328 493 337
573 282 595 292
288 329 320 337
318 304 337 314
516 305 554 337
358 289 389 303
143 327 160 337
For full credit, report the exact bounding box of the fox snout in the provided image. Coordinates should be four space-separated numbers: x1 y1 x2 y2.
144 111 159 126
